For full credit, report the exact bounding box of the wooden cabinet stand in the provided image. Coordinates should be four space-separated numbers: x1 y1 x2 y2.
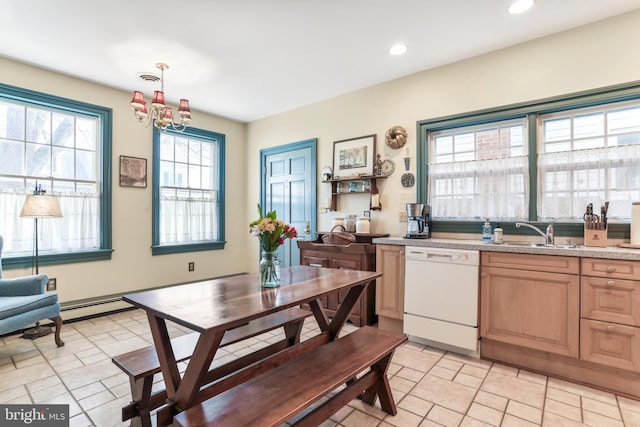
297 239 377 326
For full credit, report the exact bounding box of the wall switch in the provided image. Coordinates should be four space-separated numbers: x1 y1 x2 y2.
47 278 57 291
188 262 195 272
399 211 408 222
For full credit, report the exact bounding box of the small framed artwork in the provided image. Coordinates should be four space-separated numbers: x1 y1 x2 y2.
119 155 147 188
332 134 376 178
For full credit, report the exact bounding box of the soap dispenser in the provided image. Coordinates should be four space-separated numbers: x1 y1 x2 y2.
493 223 504 244
482 218 492 242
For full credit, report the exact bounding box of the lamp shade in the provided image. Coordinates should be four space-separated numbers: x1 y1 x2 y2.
20 195 63 218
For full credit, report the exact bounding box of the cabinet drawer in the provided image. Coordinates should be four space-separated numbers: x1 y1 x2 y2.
481 252 579 274
582 277 640 326
582 258 640 280
580 319 640 372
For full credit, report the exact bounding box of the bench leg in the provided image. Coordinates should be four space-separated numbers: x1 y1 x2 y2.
49 316 64 347
361 352 397 415
127 376 154 427
283 319 305 345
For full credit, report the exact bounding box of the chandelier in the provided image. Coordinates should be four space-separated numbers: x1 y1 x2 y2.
129 63 192 132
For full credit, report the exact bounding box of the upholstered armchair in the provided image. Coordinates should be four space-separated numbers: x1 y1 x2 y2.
0 236 64 347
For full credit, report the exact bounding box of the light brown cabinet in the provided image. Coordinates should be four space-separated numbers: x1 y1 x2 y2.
375 244 405 333
480 252 580 357
580 258 640 372
297 239 376 326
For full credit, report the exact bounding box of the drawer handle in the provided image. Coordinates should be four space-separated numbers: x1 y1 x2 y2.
606 281 615 287
606 266 616 273
309 263 323 267
607 325 615 333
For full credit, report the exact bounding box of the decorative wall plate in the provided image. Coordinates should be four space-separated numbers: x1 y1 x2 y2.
401 172 415 187
380 159 395 176
385 126 407 149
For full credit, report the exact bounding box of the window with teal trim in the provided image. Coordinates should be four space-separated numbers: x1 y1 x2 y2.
419 82 640 230
0 83 112 268
152 127 225 255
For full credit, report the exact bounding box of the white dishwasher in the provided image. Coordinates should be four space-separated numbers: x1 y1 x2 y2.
404 246 480 358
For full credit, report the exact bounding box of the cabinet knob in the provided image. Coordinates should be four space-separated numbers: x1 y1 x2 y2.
606 281 615 287
481 272 488 278
606 266 616 273
607 325 615 333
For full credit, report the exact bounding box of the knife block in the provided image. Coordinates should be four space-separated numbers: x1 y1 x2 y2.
584 226 607 247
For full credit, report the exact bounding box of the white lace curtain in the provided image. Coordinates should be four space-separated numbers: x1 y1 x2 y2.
159 195 218 244
537 144 640 220
0 189 100 254
428 156 530 220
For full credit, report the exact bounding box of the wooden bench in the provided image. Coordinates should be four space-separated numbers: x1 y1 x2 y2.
173 326 407 427
112 307 312 427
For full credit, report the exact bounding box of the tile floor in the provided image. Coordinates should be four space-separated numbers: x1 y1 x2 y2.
1 310 639 427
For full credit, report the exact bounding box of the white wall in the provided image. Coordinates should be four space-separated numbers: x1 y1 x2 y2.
2 10 640 304
1 57 250 304
246 10 640 266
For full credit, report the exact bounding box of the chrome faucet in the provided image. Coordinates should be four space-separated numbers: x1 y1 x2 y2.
515 221 554 246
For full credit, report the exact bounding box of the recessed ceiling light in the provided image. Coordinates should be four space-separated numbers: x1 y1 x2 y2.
508 0 534 14
389 44 408 56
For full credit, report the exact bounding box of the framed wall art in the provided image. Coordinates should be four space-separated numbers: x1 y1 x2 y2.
332 134 376 178
119 155 147 188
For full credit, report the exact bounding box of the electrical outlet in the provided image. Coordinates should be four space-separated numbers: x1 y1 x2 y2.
188 262 195 272
47 278 57 291
399 211 408 222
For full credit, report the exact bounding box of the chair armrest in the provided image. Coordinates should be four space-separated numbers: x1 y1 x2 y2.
0 274 48 296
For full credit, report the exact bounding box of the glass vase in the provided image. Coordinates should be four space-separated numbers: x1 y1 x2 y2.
259 250 280 288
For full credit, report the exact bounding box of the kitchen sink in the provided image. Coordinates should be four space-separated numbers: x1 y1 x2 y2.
500 241 578 249
503 241 547 247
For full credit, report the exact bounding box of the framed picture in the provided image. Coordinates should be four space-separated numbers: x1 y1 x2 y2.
119 155 147 188
332 134 376 178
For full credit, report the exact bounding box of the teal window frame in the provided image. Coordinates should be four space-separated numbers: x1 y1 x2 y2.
151 126 226 255
417 81 640 239
0 83 113 270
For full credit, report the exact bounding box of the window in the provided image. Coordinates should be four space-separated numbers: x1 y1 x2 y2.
418 82 640 234
152 127 225 255
428 118 529 220
538 102 640 220
0 83 112 268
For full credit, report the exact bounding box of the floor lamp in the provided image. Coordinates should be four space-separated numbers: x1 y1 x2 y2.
19 185 63 339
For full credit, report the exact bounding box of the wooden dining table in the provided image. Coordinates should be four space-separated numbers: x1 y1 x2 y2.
122 265 381 426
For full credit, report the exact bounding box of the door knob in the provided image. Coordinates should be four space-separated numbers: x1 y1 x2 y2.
304 221 310 234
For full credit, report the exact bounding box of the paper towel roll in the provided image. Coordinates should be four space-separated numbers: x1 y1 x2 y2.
631 202 640 245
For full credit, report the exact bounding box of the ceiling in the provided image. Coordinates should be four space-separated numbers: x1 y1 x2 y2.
2 0 640 123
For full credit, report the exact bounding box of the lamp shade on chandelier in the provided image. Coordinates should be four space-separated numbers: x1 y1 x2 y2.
130 63 192 131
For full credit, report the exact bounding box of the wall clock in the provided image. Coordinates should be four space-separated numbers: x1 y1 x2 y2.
385 126 407 149
380 159 395 176
401 172 415 187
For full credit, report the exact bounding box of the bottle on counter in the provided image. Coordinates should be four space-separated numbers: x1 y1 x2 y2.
493 223 503 244
482 218 492 242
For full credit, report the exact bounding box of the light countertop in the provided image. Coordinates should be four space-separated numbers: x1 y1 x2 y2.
372 237 640 261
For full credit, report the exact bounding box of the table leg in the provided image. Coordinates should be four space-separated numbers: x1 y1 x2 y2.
149 318 225 427
309 282 368 340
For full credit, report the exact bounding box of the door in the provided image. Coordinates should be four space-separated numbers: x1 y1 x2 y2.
262 139 316 267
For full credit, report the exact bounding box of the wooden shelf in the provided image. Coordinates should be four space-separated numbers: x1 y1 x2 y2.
324 175 386 211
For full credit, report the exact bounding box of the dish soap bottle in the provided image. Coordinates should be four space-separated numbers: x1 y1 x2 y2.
482 218 492 242
493 223 503 244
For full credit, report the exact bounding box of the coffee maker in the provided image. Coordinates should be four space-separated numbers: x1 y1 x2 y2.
405 203 431 239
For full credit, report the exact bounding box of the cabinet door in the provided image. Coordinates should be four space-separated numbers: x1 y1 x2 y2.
581 319 640 372
481 266 580 357
375 245 405 320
